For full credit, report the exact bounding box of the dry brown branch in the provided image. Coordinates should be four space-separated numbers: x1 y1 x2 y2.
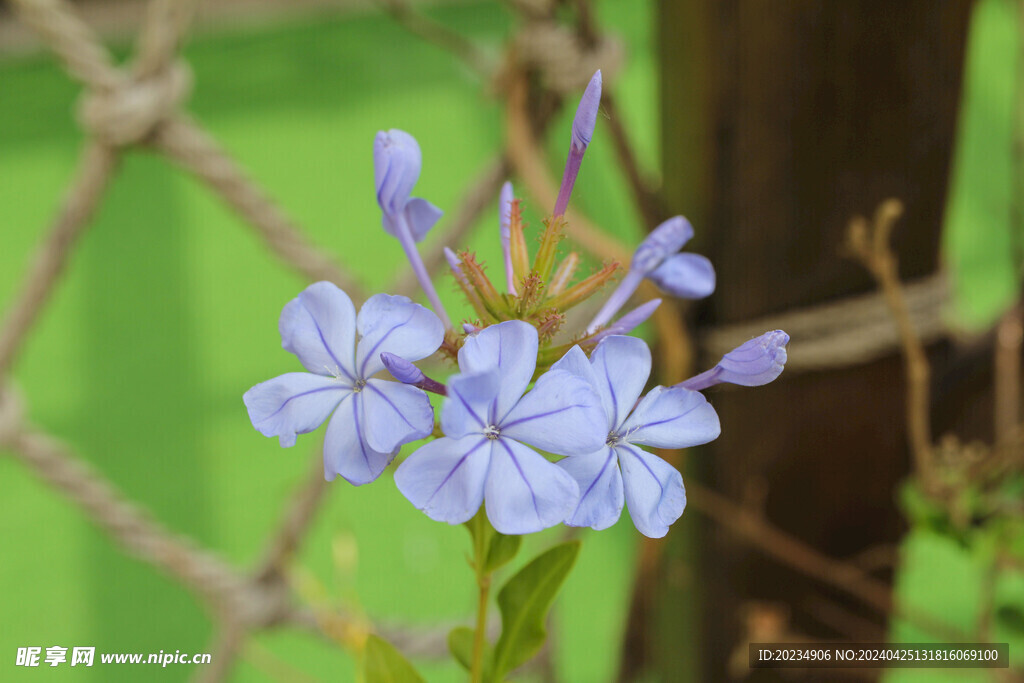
152 116 366 301
844 199 937 491
255 452 329 583
687 480 967 643
0 142 117 378
192 622 248 683
392 155 512 297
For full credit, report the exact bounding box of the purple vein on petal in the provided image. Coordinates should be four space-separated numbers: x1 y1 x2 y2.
366 382 417 430
427 438 489 505
500 403 592 430
451 384 487 429
499 438 541 518
309 314 355 382
580 448 617 506
261 385 346 421
358 310 416 378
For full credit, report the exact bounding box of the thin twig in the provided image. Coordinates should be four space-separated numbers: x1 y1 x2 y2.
255 452 329 583
844 199 937 491
191 621 247 683
688 480 966 642
0 142 117 377
152 115 367 301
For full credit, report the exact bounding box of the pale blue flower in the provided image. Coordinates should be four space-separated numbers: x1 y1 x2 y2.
552 335 721 537
244 281 443 484
395 321 605 534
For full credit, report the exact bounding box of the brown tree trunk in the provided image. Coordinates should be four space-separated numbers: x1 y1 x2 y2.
634 1 975 679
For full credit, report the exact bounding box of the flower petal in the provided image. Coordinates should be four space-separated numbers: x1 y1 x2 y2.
549 344 598 387
716 329 790 386
323 393 395 484
618 444 686 538
374 129 421 216
631 216 694 274
361 379 434 453
620 386 721 449
484 438 579 534
590 335 651 430
243 372 347 447
279 281 358 380
442 369 500 438
500 369 605 456
355 293 444 378
647 252 716 299
395 435 491 525
558 447 624 530
458 320 538 420
403 197 443 243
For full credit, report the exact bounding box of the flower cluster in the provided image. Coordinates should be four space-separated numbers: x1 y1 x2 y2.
244 70 789 537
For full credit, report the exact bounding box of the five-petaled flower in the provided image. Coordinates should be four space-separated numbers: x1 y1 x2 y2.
243 281 443 484
395 321 606 535
552 335 721 537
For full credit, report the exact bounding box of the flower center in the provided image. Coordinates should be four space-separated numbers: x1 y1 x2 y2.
353 379 367 393
606 431 623 447
484 425 501 440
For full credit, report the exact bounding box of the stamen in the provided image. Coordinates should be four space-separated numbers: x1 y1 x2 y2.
484 425 501 440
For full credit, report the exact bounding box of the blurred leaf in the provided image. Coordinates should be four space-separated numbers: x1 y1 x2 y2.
490 541 580 681
484 532 522 574
943 0 1021 330
447 626 475 671
362 634 424 683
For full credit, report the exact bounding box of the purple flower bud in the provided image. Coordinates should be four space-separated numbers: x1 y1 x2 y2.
499 181 516 294
554 70 603 217
374 129 422 216
381 351 448 396
571 70 602 152
381 351 426 385
463 322 481 335
677 330 790 391
631 216 694 275
591 299 662 343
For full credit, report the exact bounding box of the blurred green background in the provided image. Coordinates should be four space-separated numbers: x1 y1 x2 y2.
0 0 662 680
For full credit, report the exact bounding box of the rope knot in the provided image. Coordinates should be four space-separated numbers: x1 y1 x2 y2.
77 60 192 146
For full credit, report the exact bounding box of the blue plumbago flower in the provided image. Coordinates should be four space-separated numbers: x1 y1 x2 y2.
395 320 606 534
244 281 444 484
554 70 602 217
678 330 789 390
551 335 721 537
587 216 715 333
375 129 452 329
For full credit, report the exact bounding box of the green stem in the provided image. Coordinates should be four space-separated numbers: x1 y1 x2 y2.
471 567 491 683
468 509 494 683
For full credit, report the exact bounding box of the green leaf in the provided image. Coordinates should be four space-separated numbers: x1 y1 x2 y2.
447 626 475 671
484 532 522 573
362 634 425 683
490 540 581 681
942 0 1022 330
465 508 523 574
